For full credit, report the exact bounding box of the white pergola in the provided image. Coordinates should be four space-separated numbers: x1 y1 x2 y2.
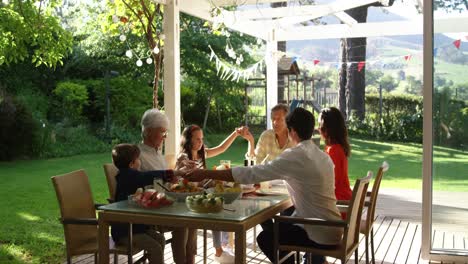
160 0 468 163
159 2 467 261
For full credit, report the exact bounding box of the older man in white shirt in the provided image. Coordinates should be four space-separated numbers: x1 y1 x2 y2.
138 109 197 264
185 107 342 264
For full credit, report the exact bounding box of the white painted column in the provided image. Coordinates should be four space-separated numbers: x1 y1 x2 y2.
163 0 180 169
265 30 278 130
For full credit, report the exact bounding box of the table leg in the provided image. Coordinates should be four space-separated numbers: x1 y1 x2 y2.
203 229 207 264
98 217 110 264
235 230 246 264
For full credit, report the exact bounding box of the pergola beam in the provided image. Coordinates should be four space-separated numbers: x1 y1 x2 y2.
179 0 267 39
212 0 286 7
275 16 468 40
223 0 380 20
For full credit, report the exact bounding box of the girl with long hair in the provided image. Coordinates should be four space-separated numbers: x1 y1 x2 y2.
175 124 253 263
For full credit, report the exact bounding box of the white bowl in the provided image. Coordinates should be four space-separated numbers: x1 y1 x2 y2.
166 191 204 202
206 188 242 204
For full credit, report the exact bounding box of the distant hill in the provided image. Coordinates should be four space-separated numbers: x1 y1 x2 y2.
286 7 468 84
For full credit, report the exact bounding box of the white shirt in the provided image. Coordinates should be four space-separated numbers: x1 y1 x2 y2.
138 143 167 171
232 140 343 245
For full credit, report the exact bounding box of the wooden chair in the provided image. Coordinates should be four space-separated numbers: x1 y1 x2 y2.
273 172 372 264
360 161 389 264
103 163 119 203
52 169 144 264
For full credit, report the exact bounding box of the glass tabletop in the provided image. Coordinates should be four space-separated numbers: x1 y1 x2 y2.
99 195 290 222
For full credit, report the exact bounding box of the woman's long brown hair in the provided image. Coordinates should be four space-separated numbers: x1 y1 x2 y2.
319 107 351 157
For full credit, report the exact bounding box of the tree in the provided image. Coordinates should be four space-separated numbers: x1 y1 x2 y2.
380 75 399 93
404 76 422 95
102 0 164 108
338 1 395 120
0 0 73 67
179 14 257 131
434 0 468 12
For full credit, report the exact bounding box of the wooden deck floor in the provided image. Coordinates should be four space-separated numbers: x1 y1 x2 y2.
67 215 468 264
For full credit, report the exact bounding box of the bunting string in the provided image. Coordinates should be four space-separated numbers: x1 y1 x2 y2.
208 45 264 82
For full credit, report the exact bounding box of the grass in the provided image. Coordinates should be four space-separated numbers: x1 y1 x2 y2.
0 135 467 263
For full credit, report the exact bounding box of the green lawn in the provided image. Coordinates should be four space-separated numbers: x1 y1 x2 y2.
0 136 467 263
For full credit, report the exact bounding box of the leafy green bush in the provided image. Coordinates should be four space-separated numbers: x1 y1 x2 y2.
349 93 466 150
0 94 39 160
53 81 89 123
39 123 110 158
82 76 153 129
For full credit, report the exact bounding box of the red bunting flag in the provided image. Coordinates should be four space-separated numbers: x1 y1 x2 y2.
313 59 320 65
357 61 365 72
404 55 412 62
453 39 461 49
465 35 468 40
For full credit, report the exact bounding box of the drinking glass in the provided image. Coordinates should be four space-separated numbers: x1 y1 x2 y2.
220 160 231 169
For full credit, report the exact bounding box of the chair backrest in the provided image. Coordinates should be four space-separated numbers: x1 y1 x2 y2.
364 161 389 232
51 169 97 255
103 163 119 201
342 171 372 251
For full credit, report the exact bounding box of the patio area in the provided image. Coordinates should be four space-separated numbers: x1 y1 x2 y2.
65 188 468 264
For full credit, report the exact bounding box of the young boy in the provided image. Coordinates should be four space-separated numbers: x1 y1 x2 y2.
111 143 181 264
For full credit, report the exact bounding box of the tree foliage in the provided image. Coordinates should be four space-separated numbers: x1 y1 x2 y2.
0 0 72 67
101 0 164 108
434 0 468 12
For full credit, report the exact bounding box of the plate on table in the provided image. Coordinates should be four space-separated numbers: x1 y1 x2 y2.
255 189 285 196
241 186 256 194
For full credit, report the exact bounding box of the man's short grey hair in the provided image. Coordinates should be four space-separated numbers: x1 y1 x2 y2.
141 109 170 138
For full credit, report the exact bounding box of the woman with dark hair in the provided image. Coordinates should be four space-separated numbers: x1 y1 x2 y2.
318 107 352 205
175 124 253 263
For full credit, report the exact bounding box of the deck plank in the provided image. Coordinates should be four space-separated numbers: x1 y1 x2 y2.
394 222 417 264
384 220 409 264
63 216 468 264
374 217 400 263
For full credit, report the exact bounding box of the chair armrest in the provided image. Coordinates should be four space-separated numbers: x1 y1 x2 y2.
95 203 107 210
336 204 348 212
61 218 98 225
274 215 348 228
336 200 350 205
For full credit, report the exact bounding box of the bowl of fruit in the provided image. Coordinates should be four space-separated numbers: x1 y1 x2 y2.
185 193 224 213
166 179 203 202
206 182 242 204
129 188 173 208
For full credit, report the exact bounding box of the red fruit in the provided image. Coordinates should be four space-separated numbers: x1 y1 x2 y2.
160 198 173 206
142 191 154 201
183 179 189 186
149 199 161 208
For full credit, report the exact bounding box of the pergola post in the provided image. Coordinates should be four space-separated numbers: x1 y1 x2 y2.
163 0 180 169
265 30 278 130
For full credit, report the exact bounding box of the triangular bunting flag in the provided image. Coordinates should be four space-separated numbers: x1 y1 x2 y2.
453 39 461 49
313 59 320 66
404 55 412 62
357 61 366 72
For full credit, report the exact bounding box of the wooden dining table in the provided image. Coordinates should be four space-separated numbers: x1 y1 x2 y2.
98 193 292 264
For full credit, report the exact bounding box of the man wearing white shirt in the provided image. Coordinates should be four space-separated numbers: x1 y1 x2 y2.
185 107 342 264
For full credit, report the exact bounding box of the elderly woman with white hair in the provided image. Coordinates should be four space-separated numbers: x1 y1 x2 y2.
138 108 198 264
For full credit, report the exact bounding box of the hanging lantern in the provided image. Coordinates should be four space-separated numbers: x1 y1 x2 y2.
125 50 133 58
119 35 127 42
146 58 153 64
136 60 143 67
153 47 160 54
